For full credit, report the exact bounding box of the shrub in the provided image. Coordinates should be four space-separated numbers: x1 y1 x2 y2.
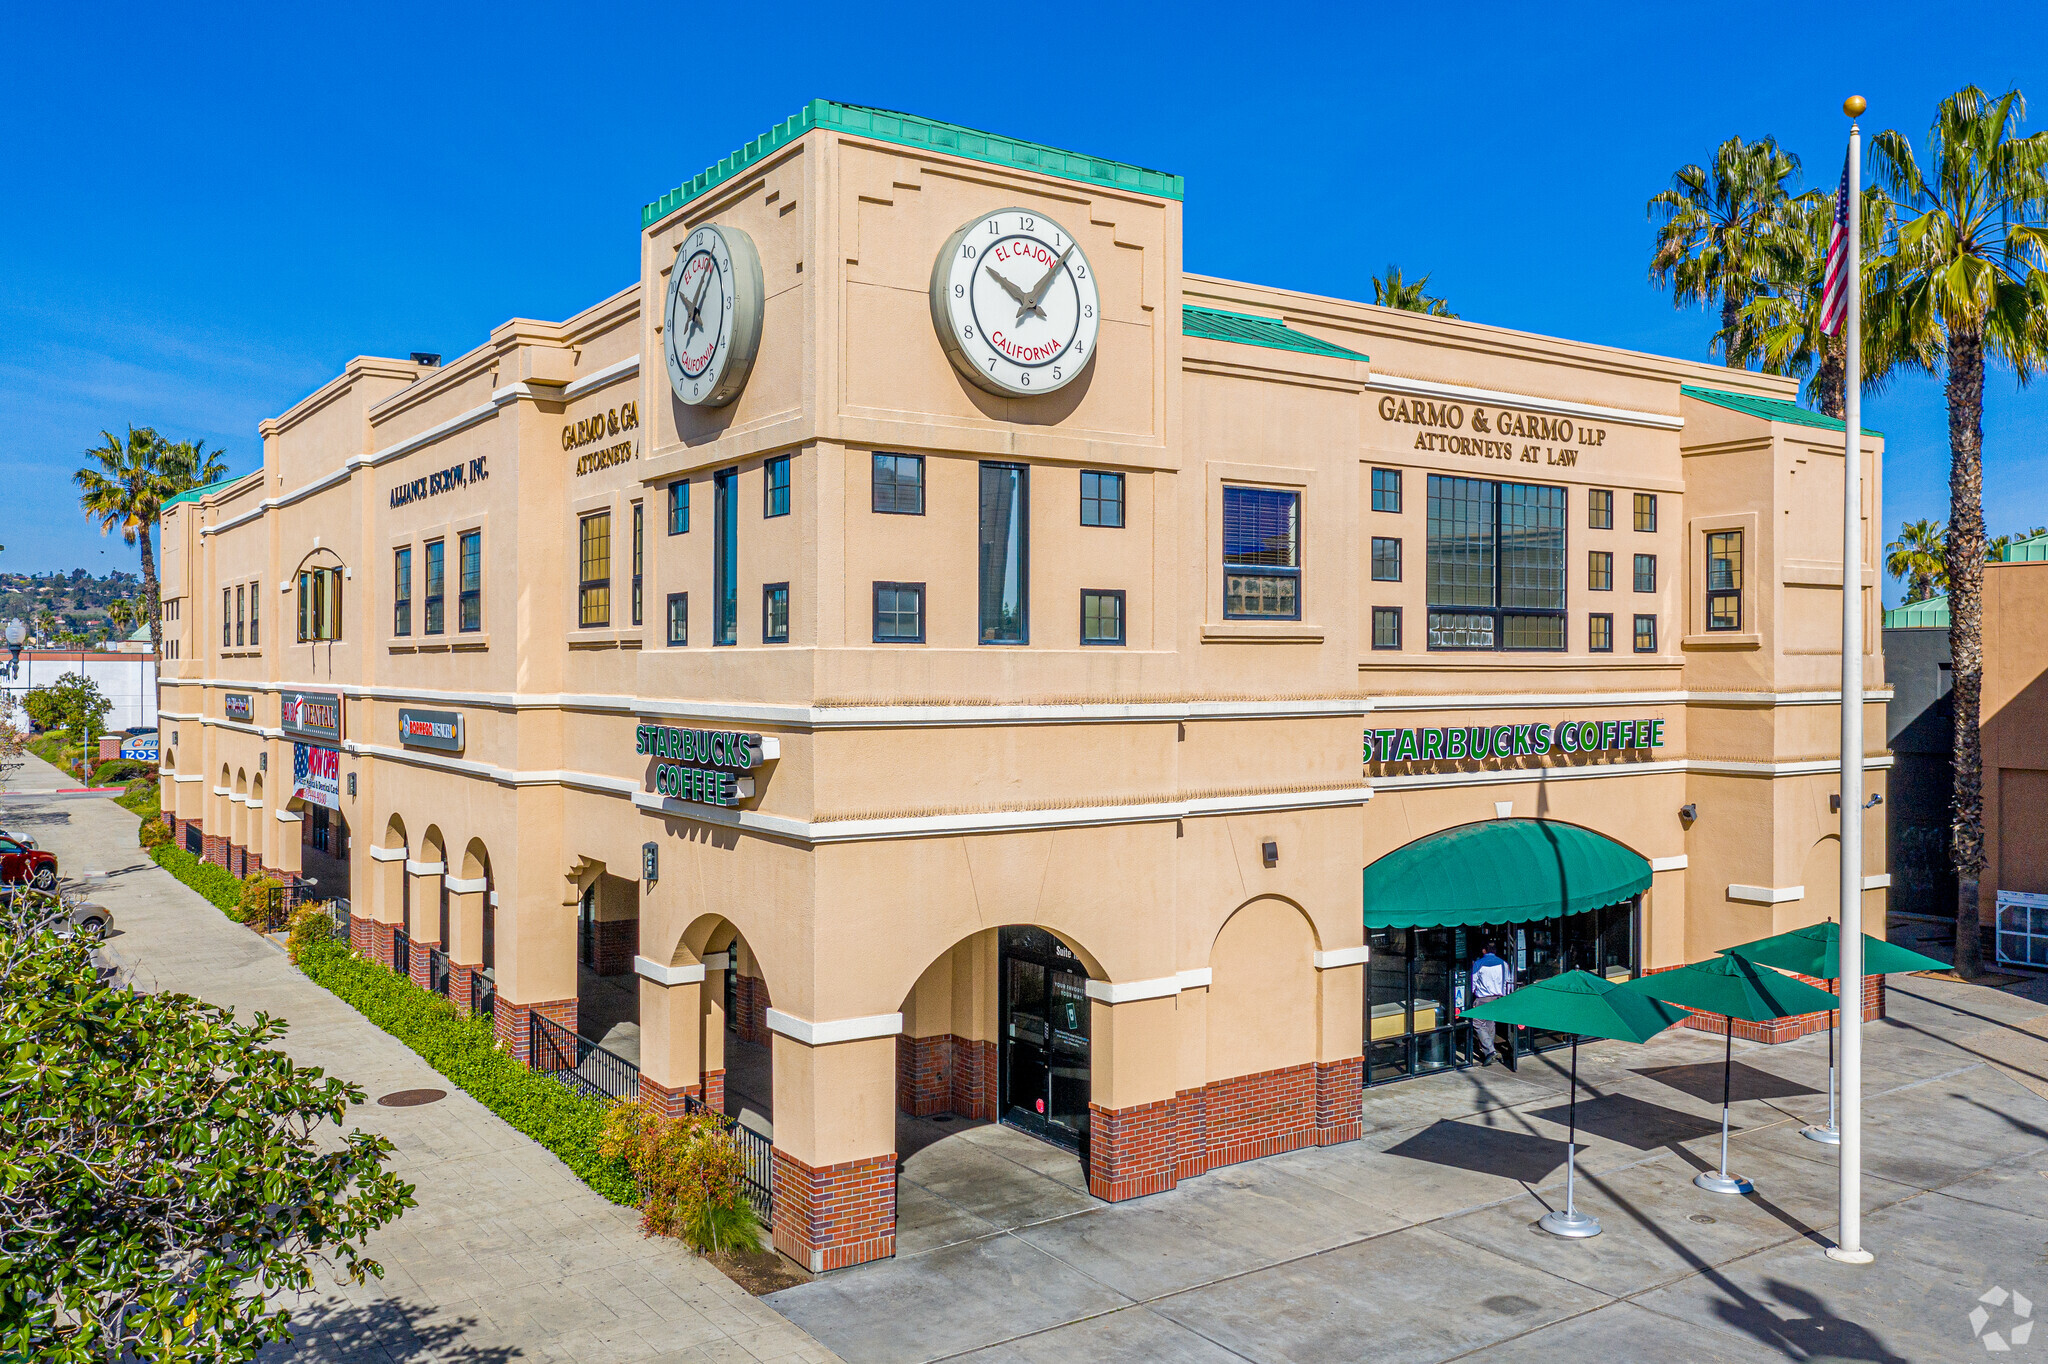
148 843 245 916
115 778 160 820
599 1100 764 1253
286 902 335 964
235 874 285 927
137 817 172 850
89 758 155 786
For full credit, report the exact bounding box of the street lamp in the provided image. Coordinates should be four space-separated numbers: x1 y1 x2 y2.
2 618 24 680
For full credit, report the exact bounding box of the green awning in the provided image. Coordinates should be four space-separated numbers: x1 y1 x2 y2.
1362 818 1652 931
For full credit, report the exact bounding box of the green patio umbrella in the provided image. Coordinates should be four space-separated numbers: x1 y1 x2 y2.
1462 970 1686 1238
1721 921 1948 1146
1624 955 1839 1195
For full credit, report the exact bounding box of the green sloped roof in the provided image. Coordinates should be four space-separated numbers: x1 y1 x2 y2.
1183 306 1369 361
1884 595 1949 628
1362 818 1651 931
643 100 1183 229
160 475 241 511
1680 384 1881 437
2000 532 2048 562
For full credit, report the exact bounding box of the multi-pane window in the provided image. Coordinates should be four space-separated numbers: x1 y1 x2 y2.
297 567 342 641
1371 537 1402 582
872 453 925 515
979 463 1029 643
1589 550 1613 591
873 581 925 642
1634 553 1657 593
1589 613 1613 652
578 512 610 628
764 455 791 518
1634 613 1658 653
1588 489 1614 529
221 588 230 648
1372 606 1402 650
235 585 244 647
394 548 412 636
631 504 644 627
1081 590 1124 645
1634 493 1658 532
1081 470 1124 527
1426 475 1566 650
1706 530 1743 630
762 583 789 643
1223 485 1301 619
666 592 688 647
424 539 445 635
713 469 737 644
249 584 259 647
668 479 690 535
1372 468 1402 514
459 530 481 632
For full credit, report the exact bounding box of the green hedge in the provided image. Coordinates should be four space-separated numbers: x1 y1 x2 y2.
90 758 157 786
294 940 635 1205
115 778 160 819
25 732 77 775
148 843 244 916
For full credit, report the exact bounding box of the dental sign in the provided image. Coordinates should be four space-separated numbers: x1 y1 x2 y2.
636 724 768 807
1366 717 1666 765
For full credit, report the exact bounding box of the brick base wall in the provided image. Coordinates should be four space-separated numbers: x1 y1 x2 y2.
1315 1056 1364 1146
496 996 577 1068
350 912 372 959
1664 967 1885 1044
590 917 639 977
895 1034 1000 1119
203 833 229 869
409 942 436 992
771 1149 897 1273
260 869 301 911
701 1067 724 1114
734 974 772 1046
640 1070 725 1120
368 920 396 971
449 961 477 1017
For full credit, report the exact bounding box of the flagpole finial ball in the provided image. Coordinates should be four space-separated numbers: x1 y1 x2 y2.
1844 95 1867 118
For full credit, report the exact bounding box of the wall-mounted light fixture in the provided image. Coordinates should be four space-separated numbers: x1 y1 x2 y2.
1679 804 1698 822
1828 793 1881 813
346 772 357 797
1261 840 1279 867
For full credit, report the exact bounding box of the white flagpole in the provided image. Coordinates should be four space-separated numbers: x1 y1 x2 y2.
1828 95 1873 1266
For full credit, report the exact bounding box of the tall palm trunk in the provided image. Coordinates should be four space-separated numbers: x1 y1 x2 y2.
1720 290 1744 366
1946 327 1988 977
1816 338 1846 420
137 521 162 725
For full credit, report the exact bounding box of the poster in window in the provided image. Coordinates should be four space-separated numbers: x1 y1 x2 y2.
292 742 341 811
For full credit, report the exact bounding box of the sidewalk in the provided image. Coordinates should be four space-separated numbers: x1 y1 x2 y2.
3 752 839 1364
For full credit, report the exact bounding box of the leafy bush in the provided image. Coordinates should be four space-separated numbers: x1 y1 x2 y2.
600 1101 764 1253
89 758 155 786
148 843 244 916
235 874 285 927
294 940 636 1205
114 778 160 820
286 902 335 964
137 817 172 850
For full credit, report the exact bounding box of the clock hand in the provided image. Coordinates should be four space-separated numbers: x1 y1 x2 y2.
1022 241 1077 312
984 266 1033 309
685 271 712 334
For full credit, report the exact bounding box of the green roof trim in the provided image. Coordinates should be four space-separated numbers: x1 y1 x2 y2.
643 100 1183 229
1362 818 1652 931
160 474 242 512
1883 595 1949 628
2000 531 2048 562
1183 305 1369 361
1680 384 1881 437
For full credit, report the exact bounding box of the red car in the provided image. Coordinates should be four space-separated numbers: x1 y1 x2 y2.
0 831 58 890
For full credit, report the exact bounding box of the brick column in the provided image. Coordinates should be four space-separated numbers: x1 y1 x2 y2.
496 997 577 1068
449 961 477 1017
769 1027 897 1272
203 832 228 868
350 911 372 959
638 962 712 1115
1315 1056 1364 1146
1087 1099 1177 1200
895 1034 1000 1119
772 1150 898 1272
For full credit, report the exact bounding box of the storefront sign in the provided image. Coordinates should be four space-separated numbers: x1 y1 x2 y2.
120 733 159 761
281 690 344 742
397 707 464 753
223 693 253 722
635 723 764 807
566 402 640 476
292 741 341 811
389 455 489 508
1375 395 1607 469
1366 718 1665 764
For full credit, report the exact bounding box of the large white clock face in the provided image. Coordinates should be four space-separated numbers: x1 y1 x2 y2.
930 208 1100 397
664 223 764 408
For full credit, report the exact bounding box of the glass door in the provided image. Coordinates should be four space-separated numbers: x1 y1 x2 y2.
1000 927 1091 1152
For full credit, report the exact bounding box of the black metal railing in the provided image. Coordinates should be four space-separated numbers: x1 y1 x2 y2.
530 1010 641 1102
259 884 290 934
326 898 352 944
427 945 450 997
471 969 495 1019
392 926 411 978
683 1093 773 1219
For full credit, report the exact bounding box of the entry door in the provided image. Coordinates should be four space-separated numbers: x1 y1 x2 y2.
578 886 595 967
999 927 1091 1152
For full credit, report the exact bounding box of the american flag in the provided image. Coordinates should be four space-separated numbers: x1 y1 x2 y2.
1820 157 1851 336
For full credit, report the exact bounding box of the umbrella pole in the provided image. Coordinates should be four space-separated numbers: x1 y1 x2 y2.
1695 1020 1753 1195
1539 1035 1600 1238
1804 1006 1842 1145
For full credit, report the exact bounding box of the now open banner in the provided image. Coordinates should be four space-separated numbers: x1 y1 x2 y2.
293 742 341 811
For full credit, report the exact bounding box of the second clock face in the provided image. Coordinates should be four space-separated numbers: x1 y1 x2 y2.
930 208 1100 397
664 223 763 408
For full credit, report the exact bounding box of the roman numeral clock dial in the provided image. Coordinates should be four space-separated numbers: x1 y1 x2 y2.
929 209 1100 397
665 223 764 408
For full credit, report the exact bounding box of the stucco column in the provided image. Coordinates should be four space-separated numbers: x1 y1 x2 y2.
636 959 705 1116
1312 949 1366 1147
493 875 578 1067
768 1016 898 1273
701 951 728 1112
1084 992 1180 1201
405 858 443 990
363 844 406 967
443 877 486 1015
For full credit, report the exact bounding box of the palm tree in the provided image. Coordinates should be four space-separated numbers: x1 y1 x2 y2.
1884 518 1948 602
1649 135 1803 364
1871 86 2048 976
34 609 56 642
107 598 134 636
74 428 227 678
1370 266 1457 317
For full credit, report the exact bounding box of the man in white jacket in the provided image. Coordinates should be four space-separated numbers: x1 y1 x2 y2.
1469 941 1513 1065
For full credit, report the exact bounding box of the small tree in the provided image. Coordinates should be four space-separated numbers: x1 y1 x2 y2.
599 1101 763 1254
25 671 112 776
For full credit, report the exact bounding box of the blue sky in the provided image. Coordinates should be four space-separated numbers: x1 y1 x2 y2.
4 1 2044 601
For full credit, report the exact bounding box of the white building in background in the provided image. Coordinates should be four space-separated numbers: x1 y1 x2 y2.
0 650 159 733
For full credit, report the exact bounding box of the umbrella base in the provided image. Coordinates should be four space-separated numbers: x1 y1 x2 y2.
1801 1123 1841 1146
1695 1169 1754 1195
1826 1246 1875 1265
1538 1208 1602 1239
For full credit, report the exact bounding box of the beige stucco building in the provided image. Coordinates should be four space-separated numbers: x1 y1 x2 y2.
154 101 1890 1272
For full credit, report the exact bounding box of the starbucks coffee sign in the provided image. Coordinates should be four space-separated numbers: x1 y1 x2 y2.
635 723 779 808
1367 718 1666 764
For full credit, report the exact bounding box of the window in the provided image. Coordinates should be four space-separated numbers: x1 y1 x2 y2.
1426 475 1565 650
713 468 737 644
1372 606 1402 650
1081 590 1124 645
1222 485 1301 619
222 588 230 648
578 512 610 628
1634 553 1657 593
762 583 789 643
459 530 481 632
630 504 643 627
235 585 244 647
1371 536 1402 582
1372 468 1402 514
666 592 688 647
424 539 445 635
1588 550 1613 591
393 548 412 636
764 455 790 518
873 581 925 643
1589 489 1613 529
1634 493 1658 533
1634 613 1657 653
979 463 1029 643
249 584 259 647
296 567 342 641
872 453 925 515
1706 530 1743 630
667 479 690 535
1081 470 1124 527
1589 613 1613 652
